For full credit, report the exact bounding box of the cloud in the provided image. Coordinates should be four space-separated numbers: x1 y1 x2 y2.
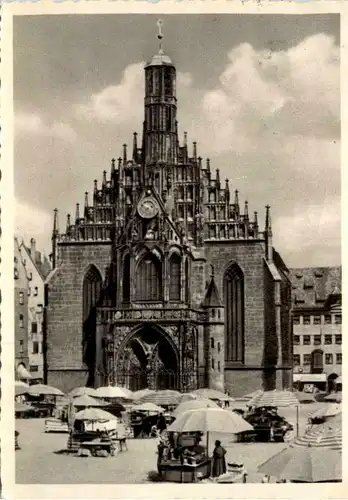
77 62 194 124
15 112 77 143
273 199 341 266
15 199 52 254
199 34 340 154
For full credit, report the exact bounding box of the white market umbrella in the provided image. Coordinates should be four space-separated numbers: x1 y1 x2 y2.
95 386 129 399
75 408 116 421
168 407 253 454
131 402 165 414
193 388 234 402
68 387 99 398
258 445 341 482
15 381 29 388
307 404 341 421
28 384 65 397
72 395 107 407
172 398 220 418
132 388 156 400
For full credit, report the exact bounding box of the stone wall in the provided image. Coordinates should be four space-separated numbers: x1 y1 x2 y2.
205 240 266 367
46 242 111 389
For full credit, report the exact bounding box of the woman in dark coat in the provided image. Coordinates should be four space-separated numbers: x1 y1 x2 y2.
212 440 227 477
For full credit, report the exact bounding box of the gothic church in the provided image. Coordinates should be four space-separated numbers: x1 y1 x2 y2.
46 27 292 396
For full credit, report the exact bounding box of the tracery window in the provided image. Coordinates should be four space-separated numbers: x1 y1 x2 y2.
135 253 162 301
224 264 244 363
169 253 181 301
83 266 102 363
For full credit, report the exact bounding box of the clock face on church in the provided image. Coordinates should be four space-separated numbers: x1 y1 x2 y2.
137 197 159 219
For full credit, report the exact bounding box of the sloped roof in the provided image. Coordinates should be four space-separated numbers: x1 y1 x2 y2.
289 266 341 309
202 274 222 308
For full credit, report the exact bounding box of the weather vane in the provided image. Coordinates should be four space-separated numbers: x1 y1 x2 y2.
157 19 164 52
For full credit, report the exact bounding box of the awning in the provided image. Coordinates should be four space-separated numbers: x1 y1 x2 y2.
293 373 327 383
17 364 32 380
334 376 342 385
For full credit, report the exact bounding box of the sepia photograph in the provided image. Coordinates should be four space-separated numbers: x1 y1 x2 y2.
11 12 341 487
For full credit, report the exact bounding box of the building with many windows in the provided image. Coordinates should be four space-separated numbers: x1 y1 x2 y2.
19 238 51 382
14 237 30 379
290 266 342 392
45 26 292 396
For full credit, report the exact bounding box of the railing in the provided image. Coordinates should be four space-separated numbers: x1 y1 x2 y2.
97 306 201 323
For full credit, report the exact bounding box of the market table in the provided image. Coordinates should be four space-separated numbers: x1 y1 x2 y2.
79 439 116 457
160 458 212 483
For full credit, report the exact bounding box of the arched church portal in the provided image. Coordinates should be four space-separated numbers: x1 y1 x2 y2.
116 325 179 391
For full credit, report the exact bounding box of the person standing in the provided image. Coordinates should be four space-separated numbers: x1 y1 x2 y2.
212 440 227 477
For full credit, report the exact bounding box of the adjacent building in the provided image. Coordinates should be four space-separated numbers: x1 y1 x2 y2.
19 238 51 382
45 27 292 396
290 266 342 392
14 237 30 379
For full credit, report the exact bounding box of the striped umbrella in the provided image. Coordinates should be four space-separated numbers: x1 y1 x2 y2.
179 393 199 403
249 390 299 408
172 398 219 418
257 445 341 482
139 390 181 406
292 426 342 451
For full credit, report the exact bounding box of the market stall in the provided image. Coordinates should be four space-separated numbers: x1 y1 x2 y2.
159 407 252 483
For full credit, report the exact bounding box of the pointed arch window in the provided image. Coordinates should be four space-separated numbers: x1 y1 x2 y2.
224 264 245 363
83 266 102 364
169 253 181 301
135 253 162 302
123 254 130 302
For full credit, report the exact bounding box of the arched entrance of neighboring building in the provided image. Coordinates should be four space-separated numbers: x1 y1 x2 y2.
328 373 338 393
116 325 179 391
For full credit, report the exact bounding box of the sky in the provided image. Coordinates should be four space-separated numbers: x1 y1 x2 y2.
14 14 340 268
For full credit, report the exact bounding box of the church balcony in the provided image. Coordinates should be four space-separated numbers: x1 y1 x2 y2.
96 306 200 324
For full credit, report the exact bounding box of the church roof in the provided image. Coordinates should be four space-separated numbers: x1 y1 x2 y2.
145 50 174 68
202 273 222 308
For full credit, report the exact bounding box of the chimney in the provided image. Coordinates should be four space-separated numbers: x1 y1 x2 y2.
30 238 36 258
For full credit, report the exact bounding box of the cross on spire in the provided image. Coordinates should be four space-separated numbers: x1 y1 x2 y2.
157 19 164 53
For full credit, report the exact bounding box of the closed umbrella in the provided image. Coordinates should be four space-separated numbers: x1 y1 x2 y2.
28 384 65 397
67 399 76 433
168 407 253 454
72 395 107 407
257 445 341 482
131 402 165 414
68 387 99 398
95 386 129 399
172 399 219 418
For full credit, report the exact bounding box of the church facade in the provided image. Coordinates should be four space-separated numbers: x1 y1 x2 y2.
45 34 292 396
